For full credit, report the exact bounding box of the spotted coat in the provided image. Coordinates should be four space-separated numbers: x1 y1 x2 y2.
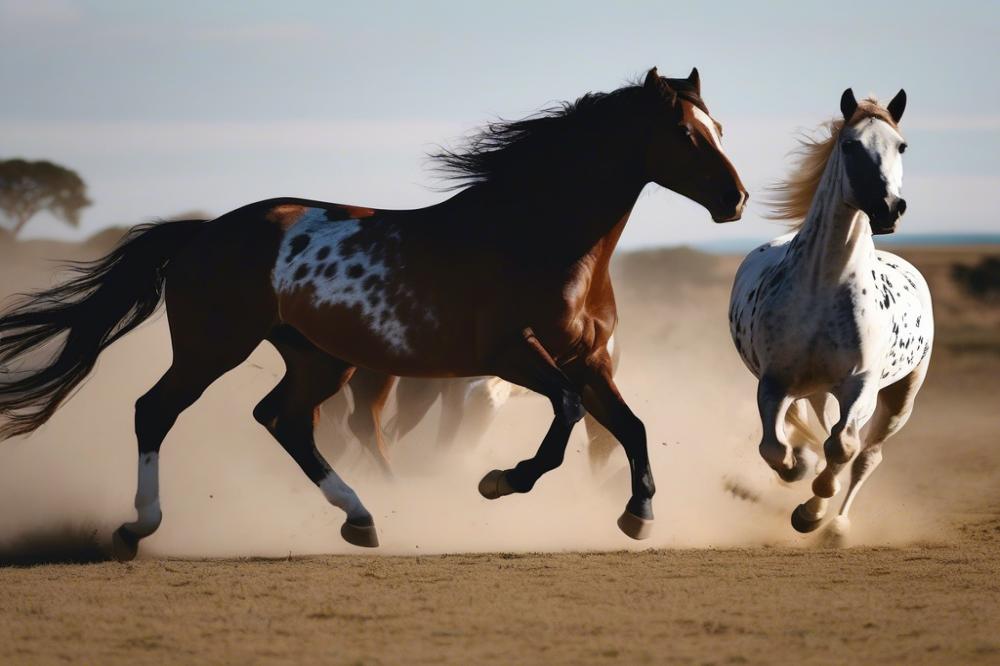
729 232 933 401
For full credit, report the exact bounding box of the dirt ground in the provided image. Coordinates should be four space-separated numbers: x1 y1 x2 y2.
1 235 999 664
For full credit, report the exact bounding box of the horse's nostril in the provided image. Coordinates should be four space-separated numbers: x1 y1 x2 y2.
897 199 907 215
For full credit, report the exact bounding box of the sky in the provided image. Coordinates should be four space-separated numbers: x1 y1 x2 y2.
1 0 997 249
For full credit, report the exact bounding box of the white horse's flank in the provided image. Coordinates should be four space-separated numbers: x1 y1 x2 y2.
729 90 932 540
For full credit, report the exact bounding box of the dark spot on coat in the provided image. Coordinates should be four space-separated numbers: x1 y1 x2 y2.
324 263 338 278
288 235 310 261
317 246 331 260
347 264 365 279
314 263 325 277
293 265 310 281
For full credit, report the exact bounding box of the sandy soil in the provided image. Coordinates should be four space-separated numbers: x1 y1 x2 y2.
0 234 998 664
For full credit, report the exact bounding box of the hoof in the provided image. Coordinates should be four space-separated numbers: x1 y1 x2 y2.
111 526 139 562
776 447 819 483
478 469 515 500
791 503 824 533
341 520 380 548
617 510 654 540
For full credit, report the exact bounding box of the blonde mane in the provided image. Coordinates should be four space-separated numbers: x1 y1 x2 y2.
766 98 897 230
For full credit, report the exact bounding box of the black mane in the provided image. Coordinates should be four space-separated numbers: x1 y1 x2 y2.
430 75 706 190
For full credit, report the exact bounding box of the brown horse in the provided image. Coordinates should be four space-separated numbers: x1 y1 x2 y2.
0 67 746 559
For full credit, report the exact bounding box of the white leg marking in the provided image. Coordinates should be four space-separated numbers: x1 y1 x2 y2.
126 452 162 537
319 471 369 522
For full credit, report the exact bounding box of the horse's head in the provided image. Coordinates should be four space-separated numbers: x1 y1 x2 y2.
642 67 748 223
838 88 908 234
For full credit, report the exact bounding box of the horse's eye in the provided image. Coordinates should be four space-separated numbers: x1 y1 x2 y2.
899 142 908 154
680 125 693 137
841 139 859 151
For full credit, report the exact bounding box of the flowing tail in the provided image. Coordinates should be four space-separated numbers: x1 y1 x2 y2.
0 219 205 439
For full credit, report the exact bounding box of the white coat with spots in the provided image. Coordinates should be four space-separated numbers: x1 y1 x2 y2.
727 91 933 541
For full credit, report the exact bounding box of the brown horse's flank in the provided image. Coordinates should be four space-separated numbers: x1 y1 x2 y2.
0 68 746 556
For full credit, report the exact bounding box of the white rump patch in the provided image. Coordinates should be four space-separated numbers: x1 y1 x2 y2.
273 207 431 353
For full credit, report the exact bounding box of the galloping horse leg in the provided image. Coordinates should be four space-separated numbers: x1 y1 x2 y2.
435 380 470 450
255 326 378 548
113 273 276 561
478 329 584 500
584 414 619 474
579 350 655 540
756 376 813 482
345 369 396 476
388 376 445 444
826 359 929 542
792 374 874 534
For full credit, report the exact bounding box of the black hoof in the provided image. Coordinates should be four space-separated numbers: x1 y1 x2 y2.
341 520 379 548
617 510 654 540
478 469 515 500
111 526 139 562
790 504 824 533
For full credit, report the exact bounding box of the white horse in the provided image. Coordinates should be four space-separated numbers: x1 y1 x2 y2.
729 89 933 540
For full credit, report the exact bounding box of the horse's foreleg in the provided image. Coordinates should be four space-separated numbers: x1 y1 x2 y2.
792 374 874 534
257 327 377 548
478 329 583 500
578 349 653 539
756 376 814 482
826 360 928 541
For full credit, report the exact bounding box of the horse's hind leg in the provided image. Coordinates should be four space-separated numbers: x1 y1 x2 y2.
792 374 876 534
255 326 377 548
112 285 275 561
391 377 445 444
826 359 929 542
345 368 396 475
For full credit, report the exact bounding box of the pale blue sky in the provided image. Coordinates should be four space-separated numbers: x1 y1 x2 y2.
1 0 997 248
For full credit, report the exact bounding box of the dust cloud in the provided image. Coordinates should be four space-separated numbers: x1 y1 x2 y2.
0 242 979 560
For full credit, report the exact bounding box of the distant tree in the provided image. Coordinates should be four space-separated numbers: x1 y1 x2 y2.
0 159 92 236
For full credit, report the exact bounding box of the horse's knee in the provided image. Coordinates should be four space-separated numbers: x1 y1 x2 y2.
552 388 585 426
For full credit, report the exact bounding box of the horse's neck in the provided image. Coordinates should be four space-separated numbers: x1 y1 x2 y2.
789 153 875 285
474 167 644 264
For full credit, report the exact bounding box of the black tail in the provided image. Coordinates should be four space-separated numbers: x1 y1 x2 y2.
0 220 205 439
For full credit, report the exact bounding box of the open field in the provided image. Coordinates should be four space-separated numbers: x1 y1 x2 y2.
1 235 999 664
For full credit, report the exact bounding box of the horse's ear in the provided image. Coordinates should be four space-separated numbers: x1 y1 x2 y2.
644 67 660 90
644 66 677 105
887 88 906 124
688 67 700 95
840 88 858 122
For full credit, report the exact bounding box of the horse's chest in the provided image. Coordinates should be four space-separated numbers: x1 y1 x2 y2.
754 280 878 384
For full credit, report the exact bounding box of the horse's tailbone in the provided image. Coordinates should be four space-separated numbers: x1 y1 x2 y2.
0 219 206 439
